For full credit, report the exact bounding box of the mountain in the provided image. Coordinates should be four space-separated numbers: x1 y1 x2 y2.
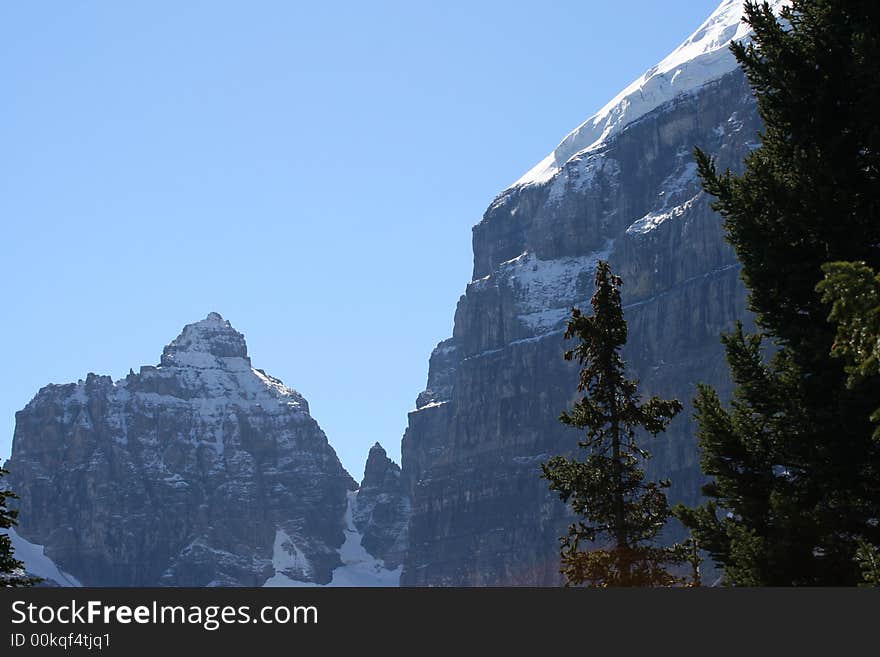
353 443 410 570
4 313 404 586
399 0 779 585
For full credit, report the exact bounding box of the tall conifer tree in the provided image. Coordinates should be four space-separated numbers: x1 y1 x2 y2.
542 262 690 587
676 0 880 585
818 262 880 585
818 261 880 438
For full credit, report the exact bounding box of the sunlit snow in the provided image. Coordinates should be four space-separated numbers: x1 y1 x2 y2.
512 0 789 188
264 491 401 587
2 528 82 586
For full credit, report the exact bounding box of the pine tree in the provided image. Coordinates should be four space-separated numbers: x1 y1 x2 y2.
817 261 880 438
676 0 880 585
542 262 689 587
817 262 880 586
854 540 880 587
675 325 811 585
1 466 41 587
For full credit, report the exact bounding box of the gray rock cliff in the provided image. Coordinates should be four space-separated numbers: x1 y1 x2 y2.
5 313 358 586
353 443 410 570
399 1 770 585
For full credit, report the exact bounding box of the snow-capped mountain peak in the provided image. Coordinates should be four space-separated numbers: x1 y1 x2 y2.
150 313 308 416
160 311 249 365
6 313 356 586
511 0 788 188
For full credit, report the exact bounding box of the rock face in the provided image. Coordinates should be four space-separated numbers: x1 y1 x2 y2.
353 443 410 570
5 313 358 586
400 1 770 585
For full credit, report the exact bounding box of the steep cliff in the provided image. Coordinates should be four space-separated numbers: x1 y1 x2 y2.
354 443 410 570
5 313 358 586
400 0 774 585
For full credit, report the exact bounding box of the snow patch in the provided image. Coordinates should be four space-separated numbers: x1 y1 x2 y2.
626 193 701 236
263 491 401 587
661 159 699 198
506 240 615 332
415 400 450 412
517 307 573 332
546 154 620 203
263 528 314 585
3 528 82 586
626 157 701 236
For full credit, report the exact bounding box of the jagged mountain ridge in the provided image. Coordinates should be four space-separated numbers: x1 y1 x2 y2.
4 313 407 586
399 0 772 585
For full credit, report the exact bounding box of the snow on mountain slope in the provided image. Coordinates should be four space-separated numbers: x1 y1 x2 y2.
3 528 82 586
512 0 788 188
264 491 401 587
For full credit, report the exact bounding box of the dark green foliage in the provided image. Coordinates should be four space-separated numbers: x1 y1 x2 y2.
677 0 880 585
674 324 814 585
817 263 880 586
1 466 41 587
854 540 880 587
542 262 689 586
817 261 880 438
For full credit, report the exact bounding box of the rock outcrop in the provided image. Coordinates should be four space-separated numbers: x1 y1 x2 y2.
5 313 357 586
400 1 771 585
353 443 410 570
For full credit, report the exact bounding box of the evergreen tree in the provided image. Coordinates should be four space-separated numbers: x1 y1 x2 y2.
675 325 810 585
817 262 880 586
854 540 880 587
542 262 689 587
817 261 880 438
1 466 41 587
676 1 880 585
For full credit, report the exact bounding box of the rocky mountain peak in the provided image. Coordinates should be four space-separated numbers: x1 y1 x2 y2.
353 442 409 570
160 311 249 366
361 442 397 487
5 312 357 586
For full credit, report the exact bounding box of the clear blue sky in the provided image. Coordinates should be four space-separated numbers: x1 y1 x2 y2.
1 0 722 478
